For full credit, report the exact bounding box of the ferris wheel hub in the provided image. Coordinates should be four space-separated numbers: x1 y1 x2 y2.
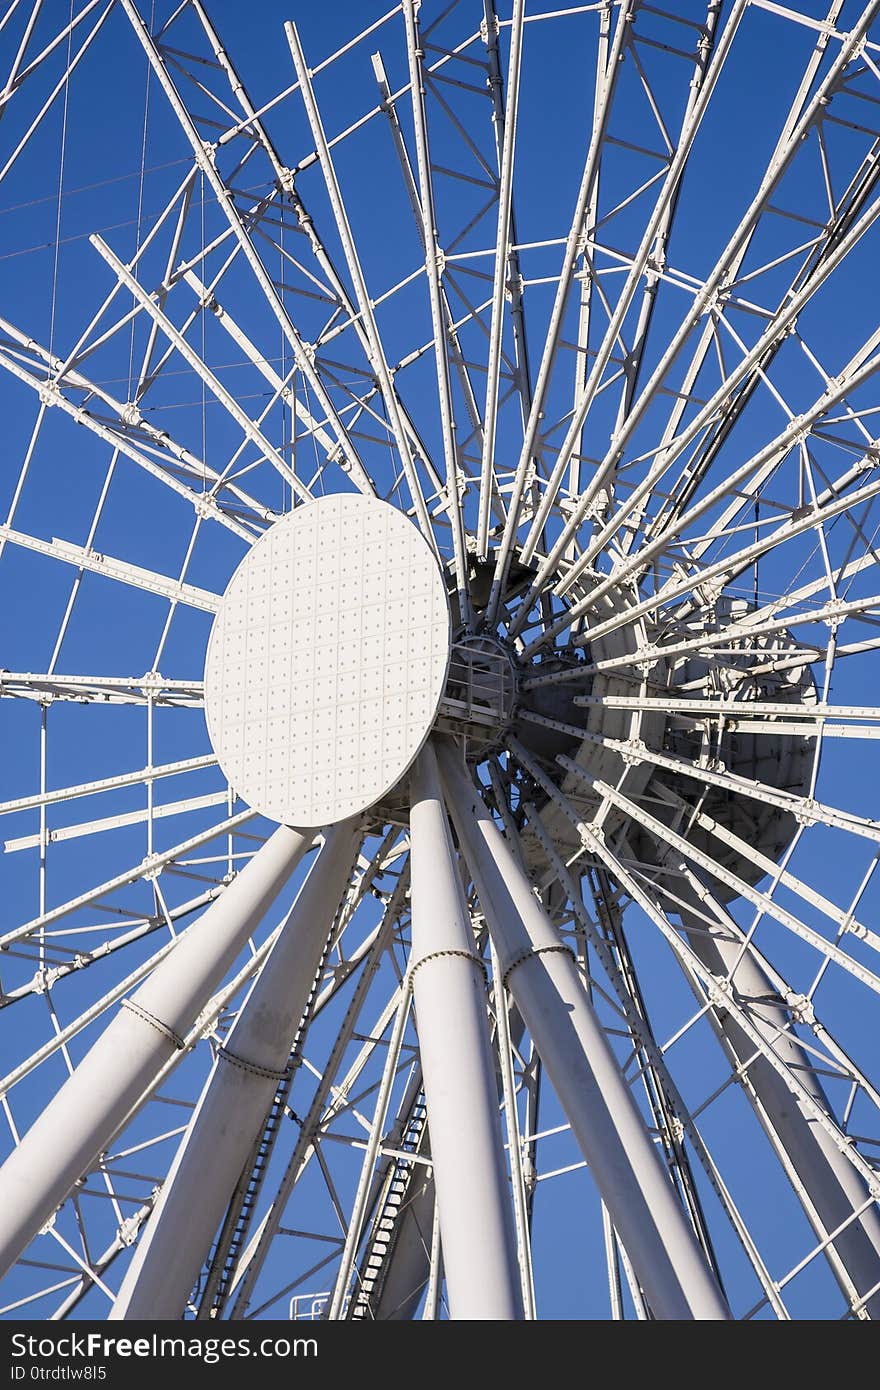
434 633 518 757
204 494 451 827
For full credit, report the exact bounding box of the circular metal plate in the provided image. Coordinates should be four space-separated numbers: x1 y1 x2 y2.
204 495 450 827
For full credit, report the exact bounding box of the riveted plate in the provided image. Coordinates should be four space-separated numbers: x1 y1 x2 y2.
204 495 450 827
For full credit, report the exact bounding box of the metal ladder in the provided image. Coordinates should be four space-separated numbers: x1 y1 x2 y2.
349 1092 428 1319
194 926 338 1319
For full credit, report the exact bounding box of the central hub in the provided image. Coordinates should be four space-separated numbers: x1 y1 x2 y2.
437 633 517 753
204 495 450 828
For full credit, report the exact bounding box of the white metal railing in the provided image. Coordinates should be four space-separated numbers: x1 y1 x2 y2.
288 1291 331 1321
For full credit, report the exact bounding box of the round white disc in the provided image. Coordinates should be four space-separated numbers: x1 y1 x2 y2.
204 494 450 827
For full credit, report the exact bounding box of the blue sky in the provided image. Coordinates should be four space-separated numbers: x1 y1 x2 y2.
0 0 879 1321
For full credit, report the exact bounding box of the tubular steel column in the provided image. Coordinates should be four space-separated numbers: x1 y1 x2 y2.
111 820 361 1319
679 899 880 1318
409 743 522 1320
437 743 731 1321
0 824 312 1279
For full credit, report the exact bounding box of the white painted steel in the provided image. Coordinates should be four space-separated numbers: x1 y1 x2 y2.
437 743 731 1322
286 21 437 547
2 0 880 1324
477 0 525 560
0 527 221 611
119 0 376 498
0 824 311 1279
3 791 229 854
400 0 473 628
110 820 360 1320
409 742 522 1320
679 907 880 1320
204 495 450 827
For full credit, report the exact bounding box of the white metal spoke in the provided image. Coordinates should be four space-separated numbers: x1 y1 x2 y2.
485 0 632 626
510 0 880 616
401 0 473 623
117 0 373 498
2 0 880 1323
90 234 312 506
476 0 523 559
522 446 880 658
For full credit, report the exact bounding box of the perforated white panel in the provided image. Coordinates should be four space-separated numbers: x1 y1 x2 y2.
204 495 450 827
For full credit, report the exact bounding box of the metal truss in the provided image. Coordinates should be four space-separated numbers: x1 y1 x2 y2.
0 0 879 1322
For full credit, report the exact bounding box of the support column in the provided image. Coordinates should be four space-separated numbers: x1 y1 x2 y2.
437 743 731 1321
409 743 522 1320
111 820 361 1319
0 824 312 1279
680 895 880 1318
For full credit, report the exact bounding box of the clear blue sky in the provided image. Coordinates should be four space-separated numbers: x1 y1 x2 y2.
0 0 879 1321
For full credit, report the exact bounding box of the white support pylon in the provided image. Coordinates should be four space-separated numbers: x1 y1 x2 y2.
409 743 523 1320
110 819 361 1319
0 824 312 1279
437 743 731 1321
679 898 880 1318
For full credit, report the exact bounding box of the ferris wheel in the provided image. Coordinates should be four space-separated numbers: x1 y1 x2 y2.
1 0 880 1321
